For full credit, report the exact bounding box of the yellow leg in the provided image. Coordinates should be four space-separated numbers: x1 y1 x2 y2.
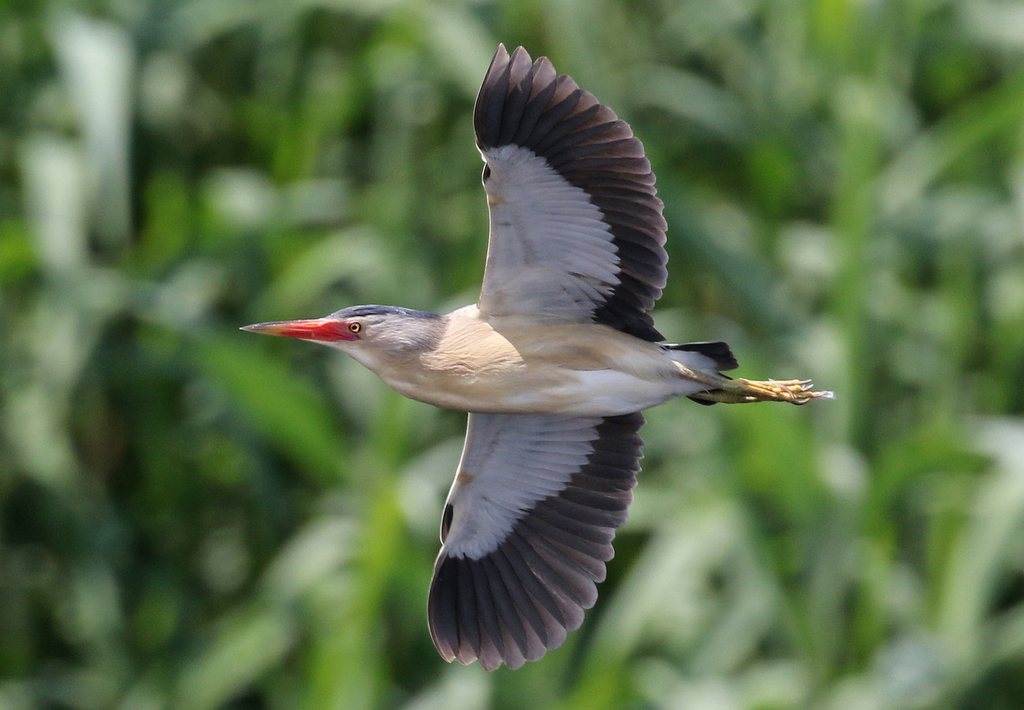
677 364 834 405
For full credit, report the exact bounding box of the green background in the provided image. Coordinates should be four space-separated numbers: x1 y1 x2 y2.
3 0 1024 708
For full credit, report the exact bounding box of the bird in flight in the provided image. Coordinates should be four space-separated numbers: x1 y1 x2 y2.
243 44 832 671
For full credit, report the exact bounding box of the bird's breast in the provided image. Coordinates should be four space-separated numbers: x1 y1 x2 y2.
371 309 681 415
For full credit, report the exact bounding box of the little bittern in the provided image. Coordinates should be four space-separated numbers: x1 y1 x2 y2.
244 45 831 670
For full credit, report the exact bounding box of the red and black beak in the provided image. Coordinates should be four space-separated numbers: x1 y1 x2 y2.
240 318 356 342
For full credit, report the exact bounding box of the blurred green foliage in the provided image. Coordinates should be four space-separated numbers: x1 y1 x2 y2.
2 0 1024 708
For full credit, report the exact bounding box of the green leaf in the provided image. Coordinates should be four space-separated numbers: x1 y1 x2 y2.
195 334 347 483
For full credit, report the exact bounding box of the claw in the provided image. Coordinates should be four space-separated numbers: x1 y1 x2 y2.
675 362 833 405
721 377 833 405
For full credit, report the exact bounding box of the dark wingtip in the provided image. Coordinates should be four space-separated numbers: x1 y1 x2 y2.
475 44 515 148
509 45 530 62
427 550 461 663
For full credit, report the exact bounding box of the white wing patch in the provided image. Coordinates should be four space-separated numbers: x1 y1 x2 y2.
478 145 620 320
442 413 602 560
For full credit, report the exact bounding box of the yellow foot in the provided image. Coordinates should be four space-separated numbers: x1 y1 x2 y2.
675 362 834 405
689 378 835 405
732 378 833 404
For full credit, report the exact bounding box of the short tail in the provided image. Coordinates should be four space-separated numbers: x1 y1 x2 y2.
662 341 738 372
662 341 738 406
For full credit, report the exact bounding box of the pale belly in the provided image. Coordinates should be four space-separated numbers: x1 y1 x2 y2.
497 369 681 415
382 365 699 416
355 307 714 415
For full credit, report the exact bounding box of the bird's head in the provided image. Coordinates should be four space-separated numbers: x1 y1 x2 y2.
242 305 444 369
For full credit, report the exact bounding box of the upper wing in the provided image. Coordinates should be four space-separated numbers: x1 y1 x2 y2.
474 45 669 342
428 412 644 670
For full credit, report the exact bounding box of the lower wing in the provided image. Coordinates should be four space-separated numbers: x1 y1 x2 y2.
428 411 645 670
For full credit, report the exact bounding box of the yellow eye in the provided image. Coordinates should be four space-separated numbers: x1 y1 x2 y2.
348 321 362 334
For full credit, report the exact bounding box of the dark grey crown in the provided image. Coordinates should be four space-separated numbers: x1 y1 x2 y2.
332 305 440 320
